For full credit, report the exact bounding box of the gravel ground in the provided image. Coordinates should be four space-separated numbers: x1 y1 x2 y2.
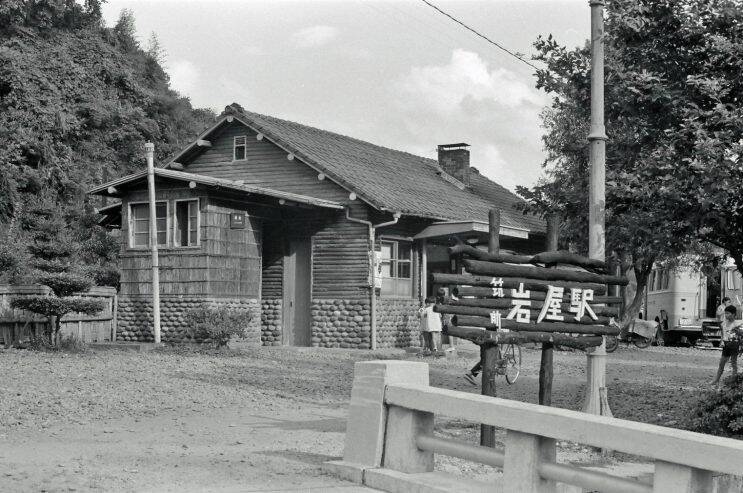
0 343 726 491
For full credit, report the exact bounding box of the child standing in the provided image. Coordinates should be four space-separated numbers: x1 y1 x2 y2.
419 297 442 353
711 304 743 386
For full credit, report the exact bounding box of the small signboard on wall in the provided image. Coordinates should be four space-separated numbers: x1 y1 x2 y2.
230 212 246 229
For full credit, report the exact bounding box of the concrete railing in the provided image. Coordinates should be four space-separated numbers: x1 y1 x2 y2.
326 360 743 493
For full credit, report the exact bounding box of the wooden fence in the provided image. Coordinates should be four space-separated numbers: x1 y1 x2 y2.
0 285 117 347
327 360 743 493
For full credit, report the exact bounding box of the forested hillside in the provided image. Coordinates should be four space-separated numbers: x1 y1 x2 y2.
0 1 215 284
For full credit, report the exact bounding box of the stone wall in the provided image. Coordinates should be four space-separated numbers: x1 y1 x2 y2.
308 298 420 349
117 296 260 345
310 299 371 349
376 298 421 349
261 298 282 346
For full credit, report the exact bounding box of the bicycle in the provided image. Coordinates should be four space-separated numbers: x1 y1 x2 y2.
495 342 521 384
464 342 522 385
605 323 657 353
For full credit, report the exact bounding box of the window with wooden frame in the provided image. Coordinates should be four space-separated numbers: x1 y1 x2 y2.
174 199 200 247
233 135 247 161
129 201 168 248
379 240 413 298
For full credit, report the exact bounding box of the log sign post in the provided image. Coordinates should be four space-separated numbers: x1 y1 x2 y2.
480 209 500 447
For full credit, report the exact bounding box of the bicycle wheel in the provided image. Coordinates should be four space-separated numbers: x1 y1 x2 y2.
632 334 651 348
605 335 619 353
504 343 521 384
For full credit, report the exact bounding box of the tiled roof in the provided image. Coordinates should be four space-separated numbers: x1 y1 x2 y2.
224 106 545 233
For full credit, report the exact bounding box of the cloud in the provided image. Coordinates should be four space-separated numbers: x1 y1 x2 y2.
290 25 339 49
168 60 199 97
396 49 544 115
390 50 549 191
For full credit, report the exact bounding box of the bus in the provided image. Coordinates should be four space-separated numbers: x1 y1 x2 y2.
645 260 742 346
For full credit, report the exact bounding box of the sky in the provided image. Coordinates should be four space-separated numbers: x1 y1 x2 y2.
101 0 589 193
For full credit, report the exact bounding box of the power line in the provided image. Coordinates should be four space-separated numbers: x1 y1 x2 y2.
419 0 541 70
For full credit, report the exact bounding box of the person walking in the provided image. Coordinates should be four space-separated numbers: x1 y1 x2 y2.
710 304 743 386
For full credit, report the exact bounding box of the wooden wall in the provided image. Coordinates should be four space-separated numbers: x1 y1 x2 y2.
206 197 261 298
260 203 372 300
311 203 371 299
186 122 351 203
261 224 284 299
119 184 262 299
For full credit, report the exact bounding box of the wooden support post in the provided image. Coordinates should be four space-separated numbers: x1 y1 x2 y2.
489 209 500 252
653 461 712 493
111 294 118 342
2 324 11 349
481 208 500 447
539 214 560 407
421 238 428 302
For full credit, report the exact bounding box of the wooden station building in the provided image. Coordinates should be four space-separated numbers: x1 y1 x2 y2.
91 103 545 348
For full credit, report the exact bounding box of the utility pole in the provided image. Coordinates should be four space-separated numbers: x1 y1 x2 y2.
145 142 162 344
583 0 611 417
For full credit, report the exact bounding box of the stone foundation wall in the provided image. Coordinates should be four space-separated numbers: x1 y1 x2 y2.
376 298 420 349
117 296 260 345
261 298 282 346
311 299 371 349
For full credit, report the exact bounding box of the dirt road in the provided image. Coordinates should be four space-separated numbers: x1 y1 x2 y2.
0 344 722 491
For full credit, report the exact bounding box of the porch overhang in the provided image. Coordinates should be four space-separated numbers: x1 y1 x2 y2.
88 168 345 210
414 220 530 242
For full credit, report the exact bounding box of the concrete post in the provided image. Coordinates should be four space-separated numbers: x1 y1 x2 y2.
584 0 611 418
333 360 429 481
383 405 434 473
653 461 713 493
504 430 556 493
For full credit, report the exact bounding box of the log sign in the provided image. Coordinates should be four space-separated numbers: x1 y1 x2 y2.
489 278 600 331
432 246 627 349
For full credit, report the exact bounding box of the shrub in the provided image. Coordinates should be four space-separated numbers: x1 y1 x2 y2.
186 305 252 348
35 273 93 297
687 374 743 438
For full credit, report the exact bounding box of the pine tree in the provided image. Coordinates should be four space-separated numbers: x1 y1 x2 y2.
11 209 104 347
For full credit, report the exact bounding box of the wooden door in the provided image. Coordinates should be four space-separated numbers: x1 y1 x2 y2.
282 238 312 346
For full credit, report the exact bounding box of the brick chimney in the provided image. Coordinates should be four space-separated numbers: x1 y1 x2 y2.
437 143 470 186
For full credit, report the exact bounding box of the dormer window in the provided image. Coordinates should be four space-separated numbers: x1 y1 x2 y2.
233 136 247 161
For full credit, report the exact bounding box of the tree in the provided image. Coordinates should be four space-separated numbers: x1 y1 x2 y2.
10 209 104 346
518 0 743 323
0 2 214 286
146 32 166 65
114 8 138 51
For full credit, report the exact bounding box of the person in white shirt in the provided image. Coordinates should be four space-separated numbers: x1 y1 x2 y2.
711 304 743 386
418 297 442 353
716 297 731 322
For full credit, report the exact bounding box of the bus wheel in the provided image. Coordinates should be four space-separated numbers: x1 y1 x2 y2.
712 341 721 348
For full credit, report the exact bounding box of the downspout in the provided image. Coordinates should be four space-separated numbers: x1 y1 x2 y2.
346 208 401 350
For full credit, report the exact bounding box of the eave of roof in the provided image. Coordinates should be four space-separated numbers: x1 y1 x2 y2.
88 168 345 210
413 220 530 240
